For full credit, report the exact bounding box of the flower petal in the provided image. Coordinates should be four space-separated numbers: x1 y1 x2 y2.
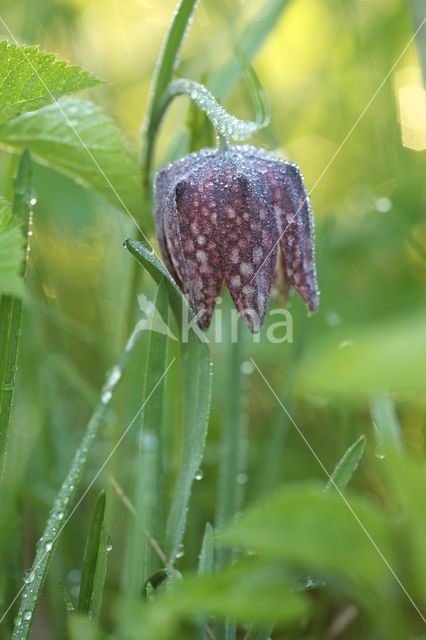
163 178 223 329
217 170 277 332
257 160 319 312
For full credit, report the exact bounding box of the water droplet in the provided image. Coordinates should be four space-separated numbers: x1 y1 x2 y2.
375 444 386 459
109 366 122 386
325 311 342 327
175 544 185 559
106 535 113 552
23 611 32 621
338 340 353 350
45 541 53 552
101 390 112 404
30 197 37 206
240 361 254 375
195 468 204 480
28 230 33 236
140 431 158 451
24 570 34 584
57 511 64 520
376 197 392 213
14 614 22 627
237 472 248 485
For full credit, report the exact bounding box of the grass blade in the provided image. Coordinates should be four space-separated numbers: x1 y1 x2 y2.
198 523 215 640
243 626 274 640
77 490 108 621
11 326 143 639
370 393 402 455
325 435 366 493
123 279 169 594
0 150 32 485
210 0 291 98
142 0 200 189
124 239 211 565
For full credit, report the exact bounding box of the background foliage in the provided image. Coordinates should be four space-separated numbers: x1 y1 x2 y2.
0 0 424 638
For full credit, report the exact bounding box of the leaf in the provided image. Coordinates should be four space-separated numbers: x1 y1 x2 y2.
160 78 269 142
0 41 101 124
198 522 214 575
0 98 143 222
124 239 212 564
119 560 309 639
222 483 395 596
210 0 291 99
0 151 32 485
370 394 402 454
123 279 169 595
197 522 215 639
78 491 108 621
0 197 25 298
243 625 274 640
142 0 200 186
11 322 144 639
58 580 75 613
325 435 366 492
296 315 426 397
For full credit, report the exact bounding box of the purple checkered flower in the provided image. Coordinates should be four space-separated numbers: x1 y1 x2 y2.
154 145 319 332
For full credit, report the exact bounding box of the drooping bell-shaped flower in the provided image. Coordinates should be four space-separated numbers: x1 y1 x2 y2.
154 145 319 333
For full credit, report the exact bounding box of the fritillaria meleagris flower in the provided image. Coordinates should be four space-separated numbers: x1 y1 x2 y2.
154 145 319 333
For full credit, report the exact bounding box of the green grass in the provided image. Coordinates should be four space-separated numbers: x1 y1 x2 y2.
0 1 425 639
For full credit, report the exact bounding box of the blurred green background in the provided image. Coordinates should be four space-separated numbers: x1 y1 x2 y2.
0 0 425 638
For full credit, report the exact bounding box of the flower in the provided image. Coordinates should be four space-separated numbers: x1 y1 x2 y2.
154 145 319 332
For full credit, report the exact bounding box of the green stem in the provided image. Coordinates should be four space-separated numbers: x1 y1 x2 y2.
10 329 142 639
215 329 247 640
0 150 32 486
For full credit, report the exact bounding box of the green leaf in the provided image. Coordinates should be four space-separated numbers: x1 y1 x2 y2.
58 579 75 613
0 41 102 124
370 394 402 454
0 197 25 298
297 315 426 397
197 523 215 640
222 483 395 596
11 322 144 639
198 522 214 575
326 435 366 492
120 560 309 639
123 279 169 595
0 98 143 222
0 151 32 485
124 239 211 564
142 0 200 187
78 491 108 621
159 78 269 143
243 625 274 640
210 0 291 99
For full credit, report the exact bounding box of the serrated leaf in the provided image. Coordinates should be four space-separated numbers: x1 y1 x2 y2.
78 491 108 621
0 41 102 124
0 98 143 222
0 197 25 298
124 239 211 564
326 435 366 492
